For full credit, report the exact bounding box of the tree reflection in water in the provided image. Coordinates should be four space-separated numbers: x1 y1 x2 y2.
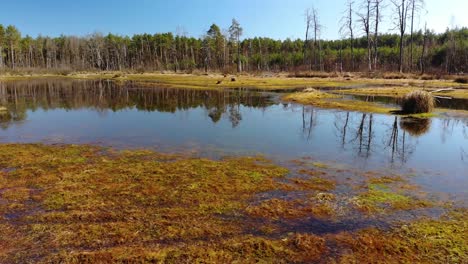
333 112 437 164
0 79 274 129
302 107 318 140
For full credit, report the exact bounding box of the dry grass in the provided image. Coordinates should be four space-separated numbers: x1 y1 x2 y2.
0 144 337 263
288 71 339 78
331 210 467 263
0 143 463 263
454 76 468 84
401 91 435 114
283 92 396 114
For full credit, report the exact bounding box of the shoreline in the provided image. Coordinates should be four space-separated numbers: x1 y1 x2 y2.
2 73 467 116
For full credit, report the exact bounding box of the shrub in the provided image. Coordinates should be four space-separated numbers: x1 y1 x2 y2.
401 91 434 114
383 72 407 79
288 71 337 78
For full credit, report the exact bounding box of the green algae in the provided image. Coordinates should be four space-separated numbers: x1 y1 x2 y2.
333 210 468 263
353 183 433 212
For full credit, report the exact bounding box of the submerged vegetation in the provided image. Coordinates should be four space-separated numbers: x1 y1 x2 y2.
0 144 465 263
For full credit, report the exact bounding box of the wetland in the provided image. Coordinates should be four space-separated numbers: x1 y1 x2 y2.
0 77 467 263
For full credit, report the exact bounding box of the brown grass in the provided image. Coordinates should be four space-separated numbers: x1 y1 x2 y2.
401 91 435 114
454 76 468 84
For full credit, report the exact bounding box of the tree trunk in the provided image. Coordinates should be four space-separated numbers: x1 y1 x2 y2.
420 24 427 74
0 46 3 68
410 0 415 71
374 1 380 70
237 34 242 73
399 33 404 73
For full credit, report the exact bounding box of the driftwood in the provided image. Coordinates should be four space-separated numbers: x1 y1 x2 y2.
430 88 455 93
429 88 457 100
433 95 453 100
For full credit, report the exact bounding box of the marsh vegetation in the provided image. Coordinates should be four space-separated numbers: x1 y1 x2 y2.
0 78 466 263
0 144 466 263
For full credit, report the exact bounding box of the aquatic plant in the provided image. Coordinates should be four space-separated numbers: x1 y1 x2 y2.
401 91 435 114
352 183 432 212
333 210 467 263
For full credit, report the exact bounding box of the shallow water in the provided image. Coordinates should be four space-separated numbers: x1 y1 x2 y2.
346 93 468 111
0 79 467 196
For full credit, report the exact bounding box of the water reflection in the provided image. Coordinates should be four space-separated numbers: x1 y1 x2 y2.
333 113 422 163
400 118 431 137
0 79 274 129
302 107 318 140
349 94 468 111
0 79 466 184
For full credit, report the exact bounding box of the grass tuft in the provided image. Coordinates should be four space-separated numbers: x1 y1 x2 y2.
401 90 435 114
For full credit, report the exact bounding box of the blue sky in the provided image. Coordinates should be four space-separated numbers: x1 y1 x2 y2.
1 0 466 40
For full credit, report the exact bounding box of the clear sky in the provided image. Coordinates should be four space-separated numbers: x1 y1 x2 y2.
1 0 466 40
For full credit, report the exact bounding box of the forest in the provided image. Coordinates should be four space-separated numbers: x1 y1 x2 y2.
0 1 467 75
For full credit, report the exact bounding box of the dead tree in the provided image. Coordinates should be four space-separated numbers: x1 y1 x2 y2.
340 0 355 71
304 9 313 69
409 0 425 71
391 0 411 73
358 0 374 72
373 0 384 70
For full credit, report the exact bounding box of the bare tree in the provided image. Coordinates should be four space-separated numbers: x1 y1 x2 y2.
311 7 323 71
391 0 411 73
419 22 428 74
340 0 355 71
358 0 373 72
304 8 313 69
373 0 384 70
409 0 425 71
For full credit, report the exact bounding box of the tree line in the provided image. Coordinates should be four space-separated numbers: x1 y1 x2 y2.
0 2 466 74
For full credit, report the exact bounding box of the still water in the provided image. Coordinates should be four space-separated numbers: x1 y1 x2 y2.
0 79 467 194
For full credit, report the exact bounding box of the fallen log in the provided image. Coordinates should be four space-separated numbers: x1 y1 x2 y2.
430 88 455 93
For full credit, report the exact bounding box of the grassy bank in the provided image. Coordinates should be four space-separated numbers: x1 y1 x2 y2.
0 72 358 90
283 91 398 114
1 71 467 90
1 72 467 116
335 86 468 100
0 144 465 263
